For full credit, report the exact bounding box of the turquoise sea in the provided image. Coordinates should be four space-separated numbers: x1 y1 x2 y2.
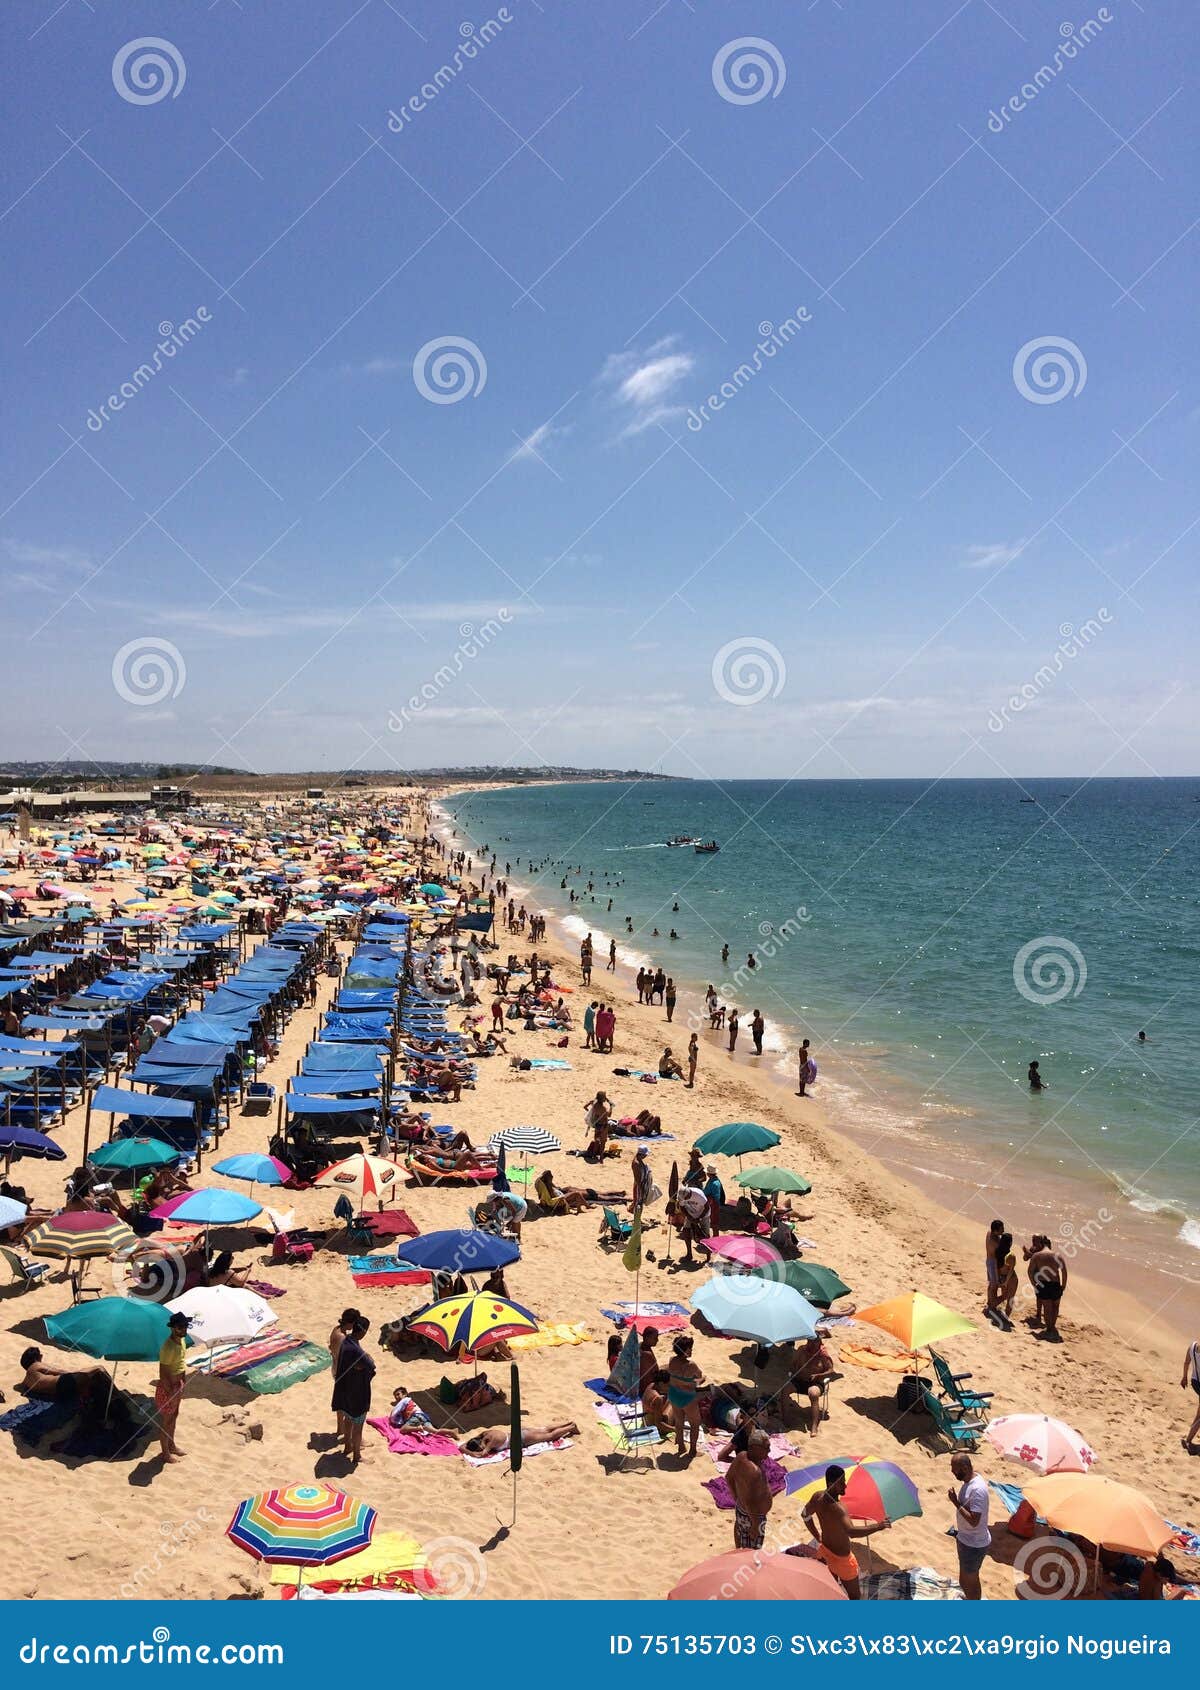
443 778 1200 1296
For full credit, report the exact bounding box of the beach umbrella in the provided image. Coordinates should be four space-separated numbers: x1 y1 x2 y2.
0 1193 27 1229
486 1126 561 1156
668 1550 846 1601
166 1286 277 1346
419 883 445 897
705 1234 780 1269
89 1136 179 1172
984 1414 1097 1476
398 1228 518 1276
751 1259 852 1308
735 1165 812 1195
1023 1474 1169 1557
26 1210 137 1260
213 1152 292 1189
228 1484 377 1570
44 1296 180 1361
784 1457 922 1523
169 1188 263 1226
407 1291 538 1355
855 1292 975 1350
0 1124 66 1161
692 1275 821 1345
694 1121 781 1160
314 1153 399 1208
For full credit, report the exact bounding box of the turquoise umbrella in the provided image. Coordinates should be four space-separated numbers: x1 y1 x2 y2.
90 1137 179 1172
692 1275 821 1345
170 1188 262 1225
44 1296 183 1361
694 1121 781 1159
419 882 445 897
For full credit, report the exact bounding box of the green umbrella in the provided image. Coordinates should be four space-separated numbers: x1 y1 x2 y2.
419 882 445 897
89 1137 179 1172
735 1166 812 1195
694 1122 781 1159
750 1259 852 1309
44 1296 183 1362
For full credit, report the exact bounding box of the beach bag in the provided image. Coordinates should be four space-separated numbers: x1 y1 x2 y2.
518 1058 532 1070
1007 1500 1038 1539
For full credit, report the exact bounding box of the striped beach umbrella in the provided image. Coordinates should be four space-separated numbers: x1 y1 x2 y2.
27 1210 137 1260
784 1457 922 1524
407 1291 538 1355
227 1484 377 1568
314 1153 399 1207
487 1125 561 1155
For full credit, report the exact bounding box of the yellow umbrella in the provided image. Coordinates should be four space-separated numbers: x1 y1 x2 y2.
1024 1473 1171 1557
407 1292 538 1355
855 1291 975 1350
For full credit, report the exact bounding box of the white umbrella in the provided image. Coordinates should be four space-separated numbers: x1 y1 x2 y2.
166 1286 277 1346
487 1126 561 1154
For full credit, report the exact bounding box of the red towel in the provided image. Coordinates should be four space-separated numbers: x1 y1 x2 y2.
352 1271 427 1289
362 1210 420 1239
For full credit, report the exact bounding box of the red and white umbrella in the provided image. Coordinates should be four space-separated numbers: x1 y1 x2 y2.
984 1413 1097 1475
314 1153 399 1207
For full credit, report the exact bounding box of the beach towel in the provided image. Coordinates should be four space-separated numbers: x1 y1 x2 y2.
705 1431 798 1467
617 1134 677 1143
989 1480 1026 1519
270 1531 428 1585
0 1396 75 1444
817 1313 856 1328
348 1255 425 1275
1166 1521 1200 1558
508 1321 589 1351
240 1342 330 1395
368 1418 460 1458
702 1456 788 1510
362 1209 419 1239
608 1300 690 1318
838 1343 921 1372
244 1279 288 1299
462 1436 572 1467
602 1312 689 1334
585 1376 638 1404
526 1058 571 1070
352 1271 429 1289
197 1332 306 1377
862 1566 964 1601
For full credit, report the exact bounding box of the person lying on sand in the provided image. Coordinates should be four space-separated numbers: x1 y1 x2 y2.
459 1421 579 1457
18 1347 117 1423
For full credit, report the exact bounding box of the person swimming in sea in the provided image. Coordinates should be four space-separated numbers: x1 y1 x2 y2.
1028 1059 1045 1091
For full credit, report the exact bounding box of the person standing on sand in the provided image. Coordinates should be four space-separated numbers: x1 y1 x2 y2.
801 1465 889 1599
751 1010 764 1054
636 968 647 1004
984 1218 1005 1316
1181 1338 1200 1452
665 977 676 1022
332 1315 375 1466
156 1311 191 1464
328 1307 361 1441
726 1427 773 1548
727 1008 739 1052
583 1000 597 1050
686 1032 699 1089
1025 1234 1068 1338
948 1453 991 1598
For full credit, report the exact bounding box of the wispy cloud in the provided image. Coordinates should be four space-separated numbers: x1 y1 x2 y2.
601 336 695 438
509 419 569 463
339 357 407 377
960 540 1027 571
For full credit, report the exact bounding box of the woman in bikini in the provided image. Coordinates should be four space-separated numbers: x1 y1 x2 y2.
667 1334 704 1459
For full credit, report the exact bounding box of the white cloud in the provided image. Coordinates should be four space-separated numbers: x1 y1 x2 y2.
960 540 1027 571
509 419 570 463
601 336 695 439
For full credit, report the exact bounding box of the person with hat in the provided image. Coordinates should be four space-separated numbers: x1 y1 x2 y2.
156 1311 190 1464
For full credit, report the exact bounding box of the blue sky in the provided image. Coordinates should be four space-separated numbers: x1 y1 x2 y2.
2 0 1196 777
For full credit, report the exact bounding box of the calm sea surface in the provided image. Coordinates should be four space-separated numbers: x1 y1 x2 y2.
444 778 1200 1288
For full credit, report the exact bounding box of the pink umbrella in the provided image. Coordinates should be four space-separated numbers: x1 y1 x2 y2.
984 1413 1097 1476
705 1234 780 1268
148 1191 194 1221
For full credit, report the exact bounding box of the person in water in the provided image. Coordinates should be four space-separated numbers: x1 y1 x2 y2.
1028 1059 1044 1090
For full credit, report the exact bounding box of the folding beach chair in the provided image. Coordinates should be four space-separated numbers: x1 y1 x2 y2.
599 1206 633 1246
928 1347 993 1416
920 1385 983 1450
0 1246 49 1292
614 1401 662 1470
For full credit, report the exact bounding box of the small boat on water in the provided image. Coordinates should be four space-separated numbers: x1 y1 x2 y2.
694 841 719 854
666 835 700 847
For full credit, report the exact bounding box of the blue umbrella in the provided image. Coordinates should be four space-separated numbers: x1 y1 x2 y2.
0 1125 66 1160
213 1153 291 1188
399 1228 518 1276
692 1275 822 1345
170 1188 263 1226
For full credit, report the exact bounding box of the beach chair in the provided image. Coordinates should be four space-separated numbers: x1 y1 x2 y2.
599 1207 633 1246
928 1348 993 1416
0 1246 50 1292
244 1081 275 1113
920 1385 983 1450
332 1194 372 1250
614 1401 662 1469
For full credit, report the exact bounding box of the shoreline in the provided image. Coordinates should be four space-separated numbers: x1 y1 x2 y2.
436 784 1198 1347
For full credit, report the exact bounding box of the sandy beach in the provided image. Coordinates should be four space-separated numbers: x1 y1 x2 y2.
1 787 1197 1602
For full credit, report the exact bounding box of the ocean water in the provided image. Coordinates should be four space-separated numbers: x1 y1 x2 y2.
442 778 1200 1283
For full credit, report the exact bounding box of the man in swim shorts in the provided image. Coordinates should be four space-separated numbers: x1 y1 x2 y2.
1025 1234 1068 1338
801 1464 891 1598
726 1427 772 1549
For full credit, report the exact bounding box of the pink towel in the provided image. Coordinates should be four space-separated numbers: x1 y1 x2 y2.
702 1456 789 1510
367 1417 460 1458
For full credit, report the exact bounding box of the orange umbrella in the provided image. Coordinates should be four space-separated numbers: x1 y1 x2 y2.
1023 1474 1171 1557
668 1550 847 1601
855 1291 975 1350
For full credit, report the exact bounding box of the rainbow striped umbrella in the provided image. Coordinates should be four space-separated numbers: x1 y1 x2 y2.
407 1292 538 1356
784 1457 922 1524
227 1484 377 1568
